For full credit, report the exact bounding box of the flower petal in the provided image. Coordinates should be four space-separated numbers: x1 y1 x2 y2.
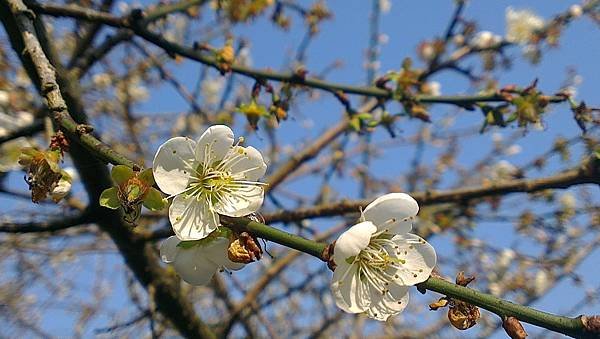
333 221 377 265
203 237 245 271
331 262 370 313
213 185 264 217
366 284 410 321
226 146 267 182
159 236 180 263
169 194 219 240
173 246 218 285
390 233 437 285
363 193 419 234
153 137 197 196
195 125 235 165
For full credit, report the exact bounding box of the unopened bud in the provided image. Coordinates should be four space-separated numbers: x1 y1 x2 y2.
448 300 480 330
502 316 527 339
228 232 262 264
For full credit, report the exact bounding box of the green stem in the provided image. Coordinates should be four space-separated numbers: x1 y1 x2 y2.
220 216 328 259
222 216 593 337
420 277 586 337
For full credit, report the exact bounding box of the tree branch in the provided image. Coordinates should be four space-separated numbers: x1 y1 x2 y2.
0 1 215 337
28 2 569 106
263 158 599 223
0 211 92 233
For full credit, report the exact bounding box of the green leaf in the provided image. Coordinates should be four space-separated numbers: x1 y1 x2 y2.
99 187 120 209
138 168 155 186
111 165 133 185
142 188 166 211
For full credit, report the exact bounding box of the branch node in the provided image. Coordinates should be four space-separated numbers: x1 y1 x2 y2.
581 315 600 333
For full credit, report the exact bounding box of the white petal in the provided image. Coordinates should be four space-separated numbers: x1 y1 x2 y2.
195 125 235 164
213 185 264 217
153 137 197 195
366 284 410 321
173 246 218 285
159 236 180 263
202 237 245 271
226 146 267 181
333 221 377 265
390 233 437 285
169 194 219 241
331 262 370 313
363 193 419 234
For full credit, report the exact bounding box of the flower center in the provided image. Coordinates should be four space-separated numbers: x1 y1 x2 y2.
349 229 425 295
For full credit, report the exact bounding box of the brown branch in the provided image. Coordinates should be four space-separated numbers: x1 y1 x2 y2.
265 119 348 193
0 212 92 233
0 2 215 337
28 1 569 106
219 223 345 336
263 158 599 223
0 119 44 144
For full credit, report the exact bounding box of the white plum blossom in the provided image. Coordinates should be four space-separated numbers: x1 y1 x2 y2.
472 30 502 49
201 77 225 106
428 81 441 96
569 4 583 18
160 235 244 285
0 90 9 105
153 125 267 241
330 193 437 321
559 193 577 210
504 144 522 156
491 160 519 181
50 167 77 203
379 0 391 14
505 7 545 44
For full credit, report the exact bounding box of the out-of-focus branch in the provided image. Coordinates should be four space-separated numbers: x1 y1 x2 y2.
265 119 348 193
28 2 569 107
69 0 209 78
0 211 92 233
219 223 345 337
215 209 598 337
263 158 599 223
0 1 215 337
0 119 44 144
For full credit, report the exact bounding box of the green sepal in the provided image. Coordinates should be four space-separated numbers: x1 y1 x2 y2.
345 255 356 265
213 226 233 239
111 165 133 185
176 227 232 249
138 168 155 186
99 187 120 209
142 187 166 211
177 240 203 249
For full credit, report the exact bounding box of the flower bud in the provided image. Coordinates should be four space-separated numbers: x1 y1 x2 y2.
502 316 527 339
448 300 480 330
19 148 63 203
228 232 262 264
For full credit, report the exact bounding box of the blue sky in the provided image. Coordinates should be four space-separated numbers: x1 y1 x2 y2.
1 0 599 337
